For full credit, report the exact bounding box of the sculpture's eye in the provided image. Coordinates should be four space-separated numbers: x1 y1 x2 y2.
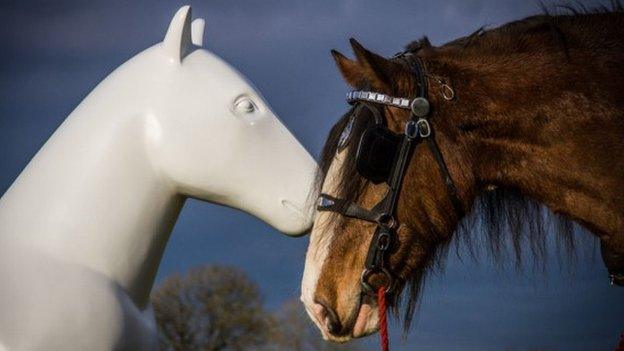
233 96 256 114
232 95 263 124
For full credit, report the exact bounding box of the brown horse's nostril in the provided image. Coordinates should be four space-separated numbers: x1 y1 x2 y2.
314 300 343 335
326 310 342 335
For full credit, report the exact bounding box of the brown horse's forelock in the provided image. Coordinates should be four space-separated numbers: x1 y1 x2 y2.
312 3 624 331
315 105 375 228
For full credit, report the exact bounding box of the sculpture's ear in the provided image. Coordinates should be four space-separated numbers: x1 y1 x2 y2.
163 6 193 62
191 18 205 46
191 18 206 46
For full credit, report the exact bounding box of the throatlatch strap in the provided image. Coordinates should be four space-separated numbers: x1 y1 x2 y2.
425 135 465 217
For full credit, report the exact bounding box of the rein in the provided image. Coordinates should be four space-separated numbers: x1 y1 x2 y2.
317 53 463 349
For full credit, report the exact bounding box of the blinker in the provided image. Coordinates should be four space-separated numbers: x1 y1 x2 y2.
355 125 402 184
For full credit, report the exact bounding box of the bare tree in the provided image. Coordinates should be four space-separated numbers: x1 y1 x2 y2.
153 266 370 351
152 265 271 351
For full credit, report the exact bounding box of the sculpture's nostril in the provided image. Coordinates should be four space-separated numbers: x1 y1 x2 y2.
280 199 304 217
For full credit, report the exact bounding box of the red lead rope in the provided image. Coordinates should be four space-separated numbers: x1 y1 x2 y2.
377 286 390 351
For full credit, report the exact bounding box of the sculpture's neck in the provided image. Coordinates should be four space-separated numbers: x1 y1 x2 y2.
0 111 183 308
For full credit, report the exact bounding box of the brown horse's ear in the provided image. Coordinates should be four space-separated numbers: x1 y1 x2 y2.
331 49 367 88
349 38 400 91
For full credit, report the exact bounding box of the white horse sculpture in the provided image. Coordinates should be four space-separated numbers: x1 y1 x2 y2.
0 6 315 350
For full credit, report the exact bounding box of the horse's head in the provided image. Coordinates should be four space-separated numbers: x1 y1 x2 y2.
115 6 316 235
301 39 471 341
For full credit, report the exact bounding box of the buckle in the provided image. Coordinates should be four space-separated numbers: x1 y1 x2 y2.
317 196 335 208
404 120 419 139
417 119 431 138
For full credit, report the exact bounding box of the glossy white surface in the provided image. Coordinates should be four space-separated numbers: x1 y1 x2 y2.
0 6 316 350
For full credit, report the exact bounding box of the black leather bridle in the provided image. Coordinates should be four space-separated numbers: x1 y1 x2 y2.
316 53 464 295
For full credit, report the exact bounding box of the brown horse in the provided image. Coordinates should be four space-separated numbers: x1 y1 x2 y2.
301 9 624 342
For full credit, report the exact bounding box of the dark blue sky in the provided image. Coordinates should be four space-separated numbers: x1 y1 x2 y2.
1 1 622 350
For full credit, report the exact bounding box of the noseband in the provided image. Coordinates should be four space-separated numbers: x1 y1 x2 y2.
317 53 464 295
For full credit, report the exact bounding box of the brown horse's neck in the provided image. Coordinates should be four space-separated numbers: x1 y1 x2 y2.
466 63 624 239
425 13 624 257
